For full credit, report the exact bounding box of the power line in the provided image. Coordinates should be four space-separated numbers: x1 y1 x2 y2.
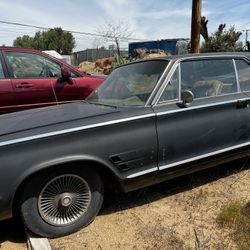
0 20 143 41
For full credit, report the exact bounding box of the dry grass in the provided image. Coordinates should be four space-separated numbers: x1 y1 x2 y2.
1 161 250 250
217 201 250 250
49 161 250 250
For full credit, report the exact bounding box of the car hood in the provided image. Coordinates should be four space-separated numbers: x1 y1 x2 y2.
0 102 118 137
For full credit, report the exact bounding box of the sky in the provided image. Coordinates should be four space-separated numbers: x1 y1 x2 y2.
0 0 249 52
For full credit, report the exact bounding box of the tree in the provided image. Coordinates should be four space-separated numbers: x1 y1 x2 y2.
13 27 75 54
201 21 242 52
97 20 133 57
200 16 209 42
13 35 34 49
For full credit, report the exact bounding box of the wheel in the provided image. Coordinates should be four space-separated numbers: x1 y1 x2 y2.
19 167 103 238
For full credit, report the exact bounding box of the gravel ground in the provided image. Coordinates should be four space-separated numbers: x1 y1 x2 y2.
1 160 249 250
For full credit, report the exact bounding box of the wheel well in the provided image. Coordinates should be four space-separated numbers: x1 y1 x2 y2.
12 160 121 217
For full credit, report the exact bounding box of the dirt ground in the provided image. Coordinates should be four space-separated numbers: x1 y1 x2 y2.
0 160 249 250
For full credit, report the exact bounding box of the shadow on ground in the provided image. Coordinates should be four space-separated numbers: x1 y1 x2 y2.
0 218 26 245
101 158 250 215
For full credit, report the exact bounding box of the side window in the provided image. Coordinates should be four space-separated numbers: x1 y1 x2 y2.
45 59 80 78
180 59 237 99
0 60 4 79
6 51 48 78
45 58 61 78
70 70 81 78
235 59 250 91
159 65 179 103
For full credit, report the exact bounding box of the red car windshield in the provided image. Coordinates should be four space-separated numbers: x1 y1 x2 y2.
87 60 169 107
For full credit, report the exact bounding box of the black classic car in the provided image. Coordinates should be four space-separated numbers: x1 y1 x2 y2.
0 53 250 238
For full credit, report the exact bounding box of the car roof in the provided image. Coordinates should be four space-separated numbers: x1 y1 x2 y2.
0 46 43 53
121 52 250 68
168 52 250 60
139 52 250 61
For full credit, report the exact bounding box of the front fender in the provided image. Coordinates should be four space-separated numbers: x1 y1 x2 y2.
2 154 119 220
16 154 120 185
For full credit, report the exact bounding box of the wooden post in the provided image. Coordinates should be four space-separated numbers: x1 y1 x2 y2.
191 0 202 53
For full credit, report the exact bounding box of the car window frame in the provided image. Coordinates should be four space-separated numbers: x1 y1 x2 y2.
148 59 177 106
157 63 181 104
4 50 52 79
154 56 244 106
234 58 250 93
179 58 240 100
2 50 82 79
0 50 10 79
43 57 63 78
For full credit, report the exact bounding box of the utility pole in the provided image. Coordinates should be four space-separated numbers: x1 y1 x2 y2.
190 0 202 53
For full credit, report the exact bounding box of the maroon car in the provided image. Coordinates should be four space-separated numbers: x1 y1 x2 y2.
0 47 105 114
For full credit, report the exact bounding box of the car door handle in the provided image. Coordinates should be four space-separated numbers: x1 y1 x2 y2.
15 82 33 88
236 99 250 109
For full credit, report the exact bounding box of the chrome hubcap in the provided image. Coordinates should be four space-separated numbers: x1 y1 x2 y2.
59 193 73 207
38 174 91 226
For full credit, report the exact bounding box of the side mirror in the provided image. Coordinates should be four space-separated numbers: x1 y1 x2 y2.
61 67 71 79
178 90 194 108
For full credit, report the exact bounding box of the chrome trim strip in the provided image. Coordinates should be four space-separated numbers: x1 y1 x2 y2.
177 54 248 62
233 59 241 92
156 98 243 116
145 60 172 106
126 140 250 178
126 167 158 178
159 141 250 171
178 63 181 100
0 113 155 147
154 56 244 106
152 60 180 105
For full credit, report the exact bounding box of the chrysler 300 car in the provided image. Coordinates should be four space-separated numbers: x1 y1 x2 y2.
0 53 250 238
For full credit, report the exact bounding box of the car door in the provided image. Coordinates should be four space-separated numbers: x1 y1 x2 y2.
153 58 249 177
43 57 83 103
4 50 57 111
0 52 15 114
234 57 250 143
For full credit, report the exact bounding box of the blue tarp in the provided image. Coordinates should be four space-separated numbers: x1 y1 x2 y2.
129 39 180 56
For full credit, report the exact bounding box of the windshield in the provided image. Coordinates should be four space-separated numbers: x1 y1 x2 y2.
87 60 168 106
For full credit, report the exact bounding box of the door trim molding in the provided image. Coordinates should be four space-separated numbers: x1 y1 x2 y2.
159 141 250 171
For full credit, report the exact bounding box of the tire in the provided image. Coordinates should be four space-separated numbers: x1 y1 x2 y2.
19 167 103 238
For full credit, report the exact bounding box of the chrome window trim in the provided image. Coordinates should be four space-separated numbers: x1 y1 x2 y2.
233 59 241 92
178 62 181 100
152 60 180 105
234 58 250 93
176 54 248 62
156 98 247 116
154 57 242 107
0 113 156 147
156 91 246 108
159 141 250 171
149 55 249 106
145 59 172 106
